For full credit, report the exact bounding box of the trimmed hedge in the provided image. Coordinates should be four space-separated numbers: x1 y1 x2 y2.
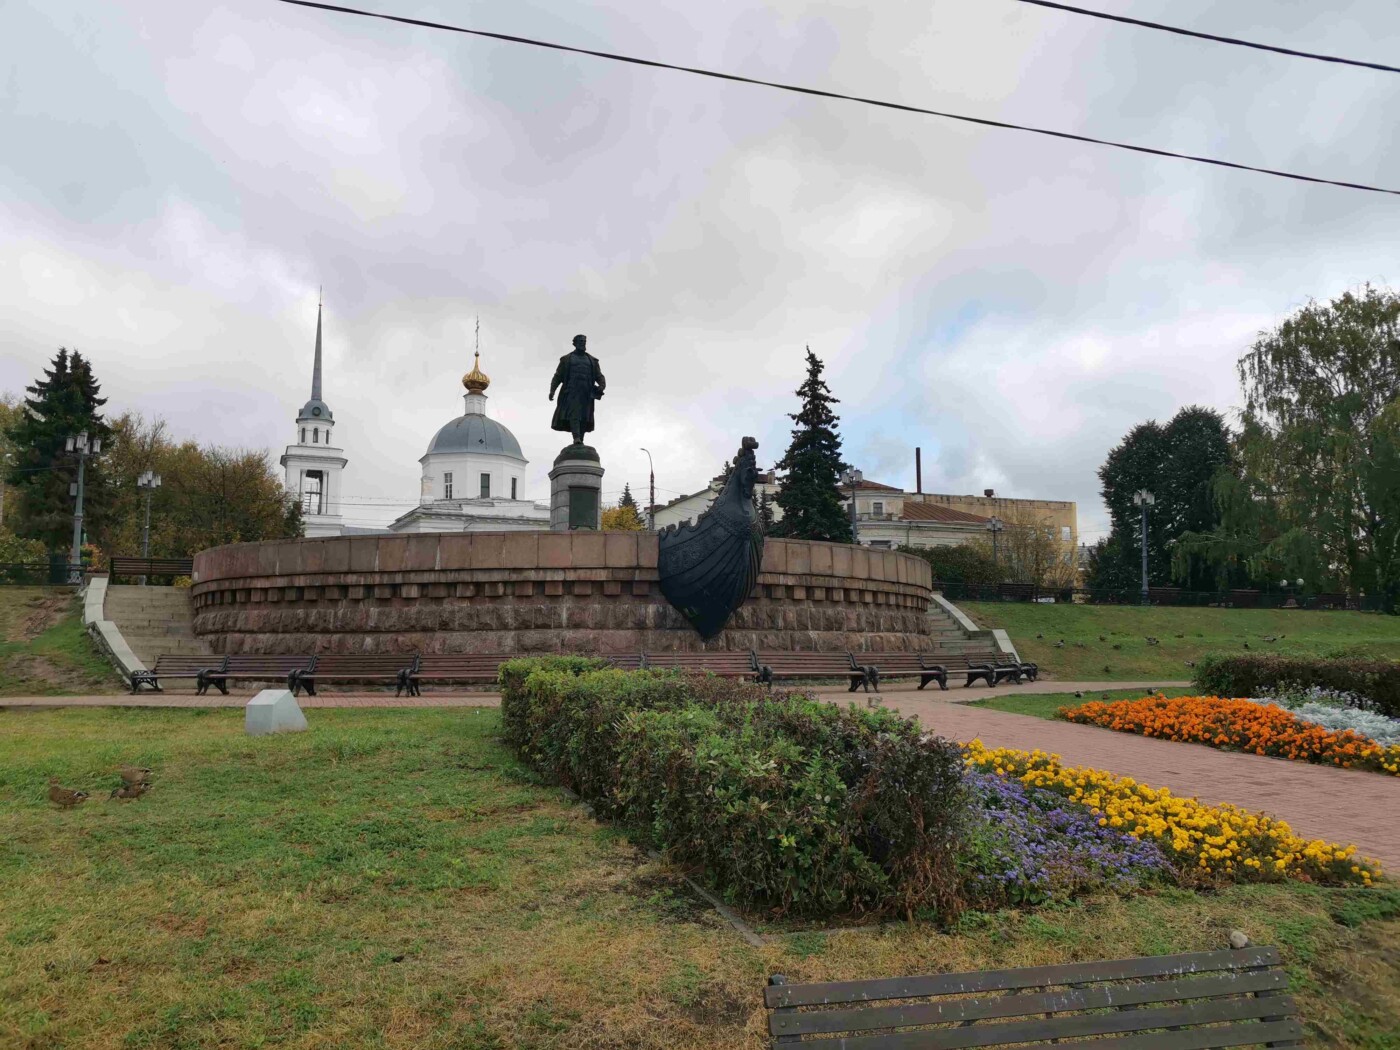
498 658 971 918
1193 653 1400 717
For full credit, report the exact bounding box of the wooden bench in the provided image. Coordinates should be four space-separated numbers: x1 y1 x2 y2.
204 654 315 694
130 654 228 694
855 652 945 691
755 651 873 692
642 651 761 679
765 942 1301 1049
405 654 517 695
291 654 419 696
918 653 1031 689
109 556 195 583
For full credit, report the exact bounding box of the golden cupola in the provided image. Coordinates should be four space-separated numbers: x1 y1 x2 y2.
462 351 491 394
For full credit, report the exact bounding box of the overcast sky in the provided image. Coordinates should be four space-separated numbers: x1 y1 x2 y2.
3 0 1397 537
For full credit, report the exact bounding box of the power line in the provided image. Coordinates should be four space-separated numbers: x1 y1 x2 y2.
273 0 1400 197
1014 0 1400 75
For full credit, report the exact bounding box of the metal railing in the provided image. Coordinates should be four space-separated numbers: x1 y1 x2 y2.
931 580 1377 611
0 562 88 586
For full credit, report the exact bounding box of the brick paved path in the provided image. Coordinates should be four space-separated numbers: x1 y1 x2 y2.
882 695 1400 871
0 693 492 709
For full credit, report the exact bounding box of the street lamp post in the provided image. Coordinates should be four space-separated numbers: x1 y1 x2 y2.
639 448 655 531
842 468 863 544
137 470 162 585
1132 490 1155 605
985 516 1005 569
64 430 102 584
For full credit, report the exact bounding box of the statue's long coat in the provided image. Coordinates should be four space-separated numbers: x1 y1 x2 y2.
550 350 605 436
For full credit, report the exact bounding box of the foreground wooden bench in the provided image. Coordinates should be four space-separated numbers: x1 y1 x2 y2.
765 943 1300 1049
756 652 873 692
204 654 315 694
642 651 761 679
130 654 228 694
921 652 1037 689
291 654 419 696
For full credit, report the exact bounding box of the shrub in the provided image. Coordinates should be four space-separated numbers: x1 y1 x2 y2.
1193 653 1400 718
498 659 972 918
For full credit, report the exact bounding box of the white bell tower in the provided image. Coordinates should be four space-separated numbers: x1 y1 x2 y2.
280 293 346 536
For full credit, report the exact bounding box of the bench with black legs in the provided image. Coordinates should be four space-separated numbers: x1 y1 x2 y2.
202 654 316 695
764 940 1301 1050
130 655 228 694
754 651 874 692
855 652 946 692
404 654 521 695
642 651 762 679
291 654 420 697
919 652 1037 689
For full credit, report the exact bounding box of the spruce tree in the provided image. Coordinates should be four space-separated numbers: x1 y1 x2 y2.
619 482 638 512
6 348 110 554
773 348 852 543
757 489 775 534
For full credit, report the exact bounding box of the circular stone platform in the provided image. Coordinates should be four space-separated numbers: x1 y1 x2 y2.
190 533 935 655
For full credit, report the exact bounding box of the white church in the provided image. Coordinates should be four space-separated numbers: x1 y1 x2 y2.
281 305 550 537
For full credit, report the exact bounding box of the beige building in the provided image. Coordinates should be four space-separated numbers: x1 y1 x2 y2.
653 471 1077 573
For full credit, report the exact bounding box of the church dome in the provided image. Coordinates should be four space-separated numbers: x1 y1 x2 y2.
425 414 523 458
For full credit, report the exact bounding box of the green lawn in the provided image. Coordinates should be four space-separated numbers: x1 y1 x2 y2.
2 708 1398 1049
0 587 120 696
969 688 1194 720
960 602 1400 682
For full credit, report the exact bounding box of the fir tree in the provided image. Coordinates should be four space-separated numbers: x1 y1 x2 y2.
5 349 110 555
619 482 638 512
757 489 775 534
773 348 852 543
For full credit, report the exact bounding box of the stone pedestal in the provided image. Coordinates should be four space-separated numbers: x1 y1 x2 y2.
549 444 604 531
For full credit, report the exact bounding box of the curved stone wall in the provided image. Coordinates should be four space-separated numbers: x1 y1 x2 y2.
190 533 934 655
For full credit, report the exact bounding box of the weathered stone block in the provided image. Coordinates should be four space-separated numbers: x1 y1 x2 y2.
539 533 572 569
245 690 308 736
500 533 539 568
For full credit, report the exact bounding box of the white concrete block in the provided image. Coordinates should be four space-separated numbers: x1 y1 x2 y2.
245 690 309 735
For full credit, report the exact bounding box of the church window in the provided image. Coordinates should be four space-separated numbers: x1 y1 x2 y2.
313 428 319 444
300 427 306 444
510 477 518 500
301 470 324 515
443 472 453 500
480 473 491 498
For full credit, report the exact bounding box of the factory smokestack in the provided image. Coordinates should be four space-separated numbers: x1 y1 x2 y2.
915 447 922 494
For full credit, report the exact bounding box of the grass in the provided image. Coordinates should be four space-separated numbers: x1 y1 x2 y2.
1 708 1398 1048
960 601 1400 682
968 687 1193 720
0 587 121 696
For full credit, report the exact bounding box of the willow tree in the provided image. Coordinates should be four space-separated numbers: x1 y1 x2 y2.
1182 286 1400 608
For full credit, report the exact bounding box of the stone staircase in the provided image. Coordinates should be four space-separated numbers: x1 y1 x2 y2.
103 585 213 666
925 594 1019 659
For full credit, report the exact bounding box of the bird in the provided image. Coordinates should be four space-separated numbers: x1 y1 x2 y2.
1036 633 1044 639
1053 640 1065 649
1174 633 1184 639
1098 635 1107 642
1185 661 1196 669
1074 691 1084 699
1074 642 1087 649
110 783 149 801
118 766 152 787
48 778 89 809
1228 930 1251 950
1103 665 1112 674
1243 642 1251 650
1112 643 1122 650
1146 637 1159 646
1262 636 1278 643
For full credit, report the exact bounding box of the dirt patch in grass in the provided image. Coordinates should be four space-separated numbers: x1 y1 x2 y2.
11 593 69 643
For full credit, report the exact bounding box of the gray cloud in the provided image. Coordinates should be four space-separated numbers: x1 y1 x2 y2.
2 0 1398 536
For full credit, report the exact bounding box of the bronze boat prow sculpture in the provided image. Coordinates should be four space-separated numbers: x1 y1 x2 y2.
657 437 765 640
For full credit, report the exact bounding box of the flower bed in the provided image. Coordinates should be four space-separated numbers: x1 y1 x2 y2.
1058 694 1400 777
965 741 1380 886
1193 653 1400 718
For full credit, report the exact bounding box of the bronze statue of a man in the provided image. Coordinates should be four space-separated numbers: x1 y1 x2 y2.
548 334 606 446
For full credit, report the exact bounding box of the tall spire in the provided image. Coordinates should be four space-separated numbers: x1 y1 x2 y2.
311 288 323 401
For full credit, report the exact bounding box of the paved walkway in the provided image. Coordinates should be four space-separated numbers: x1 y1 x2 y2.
880 695 1400 871
0 693 494 709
